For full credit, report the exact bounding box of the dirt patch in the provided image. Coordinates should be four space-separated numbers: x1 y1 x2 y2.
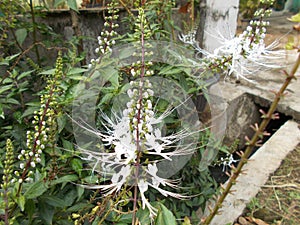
237 145 300 225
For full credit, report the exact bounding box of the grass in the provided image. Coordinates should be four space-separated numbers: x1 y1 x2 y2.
243 145 300 225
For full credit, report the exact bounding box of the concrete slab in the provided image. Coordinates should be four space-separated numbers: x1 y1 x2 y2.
215 50 300 121
209 120 300 225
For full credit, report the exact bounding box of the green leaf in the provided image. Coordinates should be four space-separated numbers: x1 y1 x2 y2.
71 158 83 175
101 66 119 87
67 0 78 12
154 202 176 225
62 139 74 151
24 181 48 199
62 188 77 206
16 195 26 211
92 217 100 225
57 114 67 133
68 67 88 75
51 174 78 186
68 75 85 80
83 175 99 184
25 199 35 221
77 185 84 200
66 203 93 212
22 106 39 118
39 199 54 225
99 93 114 105
54 0 65 7
39 68 55 75
0 104 4 119
0 84 13 95
288 13 300 22
17 70 34 80
41 195 70 207
6 53 21 61
0 60 9 66
118 48 135 59
136 208 151 225
5 98 20 105
15 28 27 46
182 216 192 225
117 213 132 223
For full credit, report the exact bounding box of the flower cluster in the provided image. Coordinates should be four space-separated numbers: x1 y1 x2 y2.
0 139 16 224
77 8 199 218
79 77 194 216
16 52 63 184
1 139 14 194
179 0 282 81
88 0 119 68
178 27 197 46
214 153 239 172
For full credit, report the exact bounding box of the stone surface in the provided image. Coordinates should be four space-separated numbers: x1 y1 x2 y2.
208 120 300 225
208 81 262 148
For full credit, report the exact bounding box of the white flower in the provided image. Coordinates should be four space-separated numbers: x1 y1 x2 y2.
75 79 199 217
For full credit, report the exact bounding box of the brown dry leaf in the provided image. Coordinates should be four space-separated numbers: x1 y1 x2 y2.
293 23 300 32
238 216 253 225
246 216 269 225
178 2 191 13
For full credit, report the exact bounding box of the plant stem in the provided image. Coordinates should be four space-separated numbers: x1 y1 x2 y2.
28 0 41 66
202 53 300 225
132 10 146 225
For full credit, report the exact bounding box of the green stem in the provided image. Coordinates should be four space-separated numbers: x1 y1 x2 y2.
202 53 300 225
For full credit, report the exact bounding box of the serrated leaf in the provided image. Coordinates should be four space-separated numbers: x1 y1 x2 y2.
15 28 27 46
24 181 48 199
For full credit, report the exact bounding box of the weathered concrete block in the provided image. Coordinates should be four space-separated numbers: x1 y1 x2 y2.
223 93 261 148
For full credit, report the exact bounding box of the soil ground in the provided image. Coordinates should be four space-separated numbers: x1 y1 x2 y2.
235 11 300 225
